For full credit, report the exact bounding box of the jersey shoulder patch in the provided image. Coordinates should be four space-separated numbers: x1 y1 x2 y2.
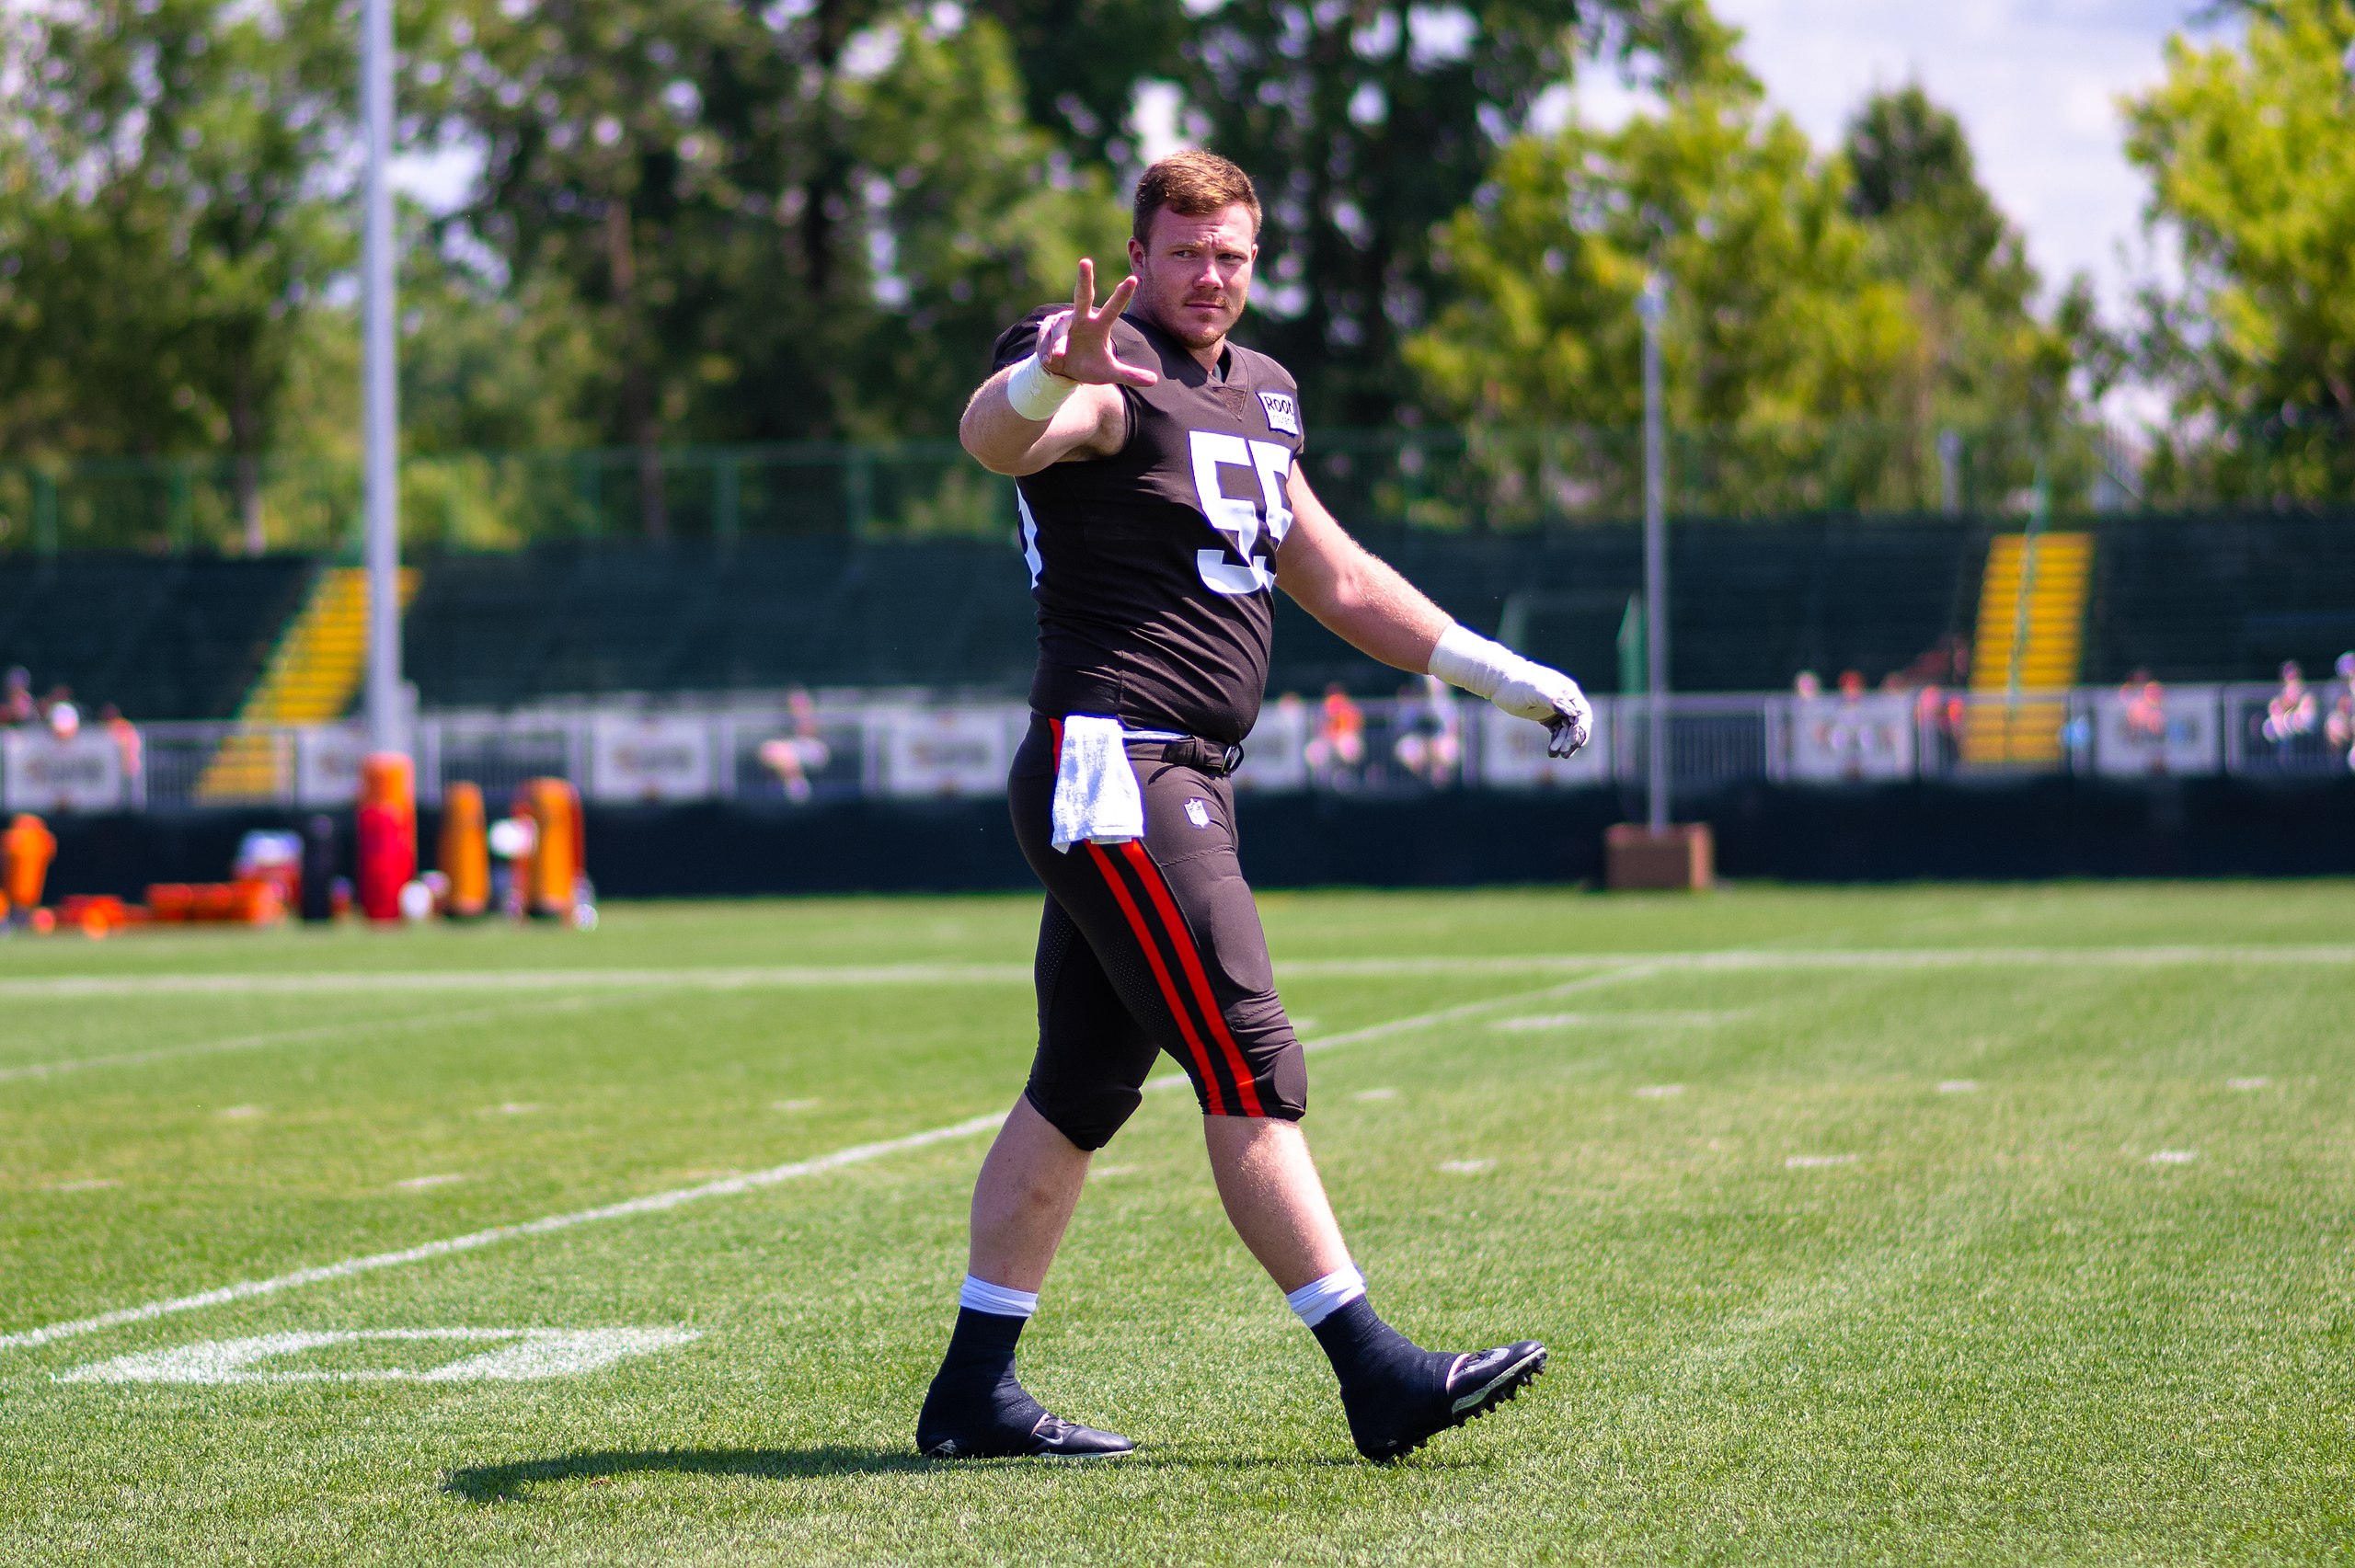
1256 390 1300 436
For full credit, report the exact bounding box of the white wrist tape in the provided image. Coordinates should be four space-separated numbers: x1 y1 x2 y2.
1007 349 1078 421
1012 315 1083 421
1427 623 1520 702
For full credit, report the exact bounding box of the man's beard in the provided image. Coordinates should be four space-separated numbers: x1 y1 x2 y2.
1149 291 1243 348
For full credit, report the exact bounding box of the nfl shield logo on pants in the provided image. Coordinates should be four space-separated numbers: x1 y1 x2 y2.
1183 798 1212 829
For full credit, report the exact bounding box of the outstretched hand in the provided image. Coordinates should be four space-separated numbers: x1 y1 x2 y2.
1490 660 1591 759
1036 259 1158 390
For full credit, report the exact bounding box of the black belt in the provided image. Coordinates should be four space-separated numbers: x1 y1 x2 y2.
1158 737 1246 776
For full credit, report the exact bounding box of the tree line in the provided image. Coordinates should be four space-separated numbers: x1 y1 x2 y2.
0 0 2348 544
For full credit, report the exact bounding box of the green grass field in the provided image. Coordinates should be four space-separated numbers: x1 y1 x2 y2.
3 884 2352 1564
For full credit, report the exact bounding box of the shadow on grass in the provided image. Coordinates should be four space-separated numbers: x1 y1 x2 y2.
444 1448 925 1502
444 1445 1380 1501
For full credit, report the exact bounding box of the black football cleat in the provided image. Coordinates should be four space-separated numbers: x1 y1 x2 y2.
917 1407 1133 1459
1340 1339 1547 1463
915 1365 1132 1459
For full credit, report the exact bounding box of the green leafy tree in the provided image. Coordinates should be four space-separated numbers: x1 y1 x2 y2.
1177 0 1728 426
419 0 1118 534
1840 84 2080 510
419 0 828 538
973 0 1189 169
2122 0 2355 501
0 0 351 548
848 15 1131 440
1404 54 1921 517
396 224 603 457
1844 86 2073 434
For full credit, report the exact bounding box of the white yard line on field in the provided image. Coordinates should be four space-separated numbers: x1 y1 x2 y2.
5 944 2348 1001
0 1113 1008 1355
0 965 1032 999
0 969 1670 1357
7 941 2348 1357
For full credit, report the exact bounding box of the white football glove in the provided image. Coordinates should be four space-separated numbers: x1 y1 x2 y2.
1493 661 1592 758
1427 624 1592 759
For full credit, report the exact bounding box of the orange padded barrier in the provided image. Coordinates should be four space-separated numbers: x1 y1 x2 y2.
513 777 583 921
438 781 490 919
4 814 56 919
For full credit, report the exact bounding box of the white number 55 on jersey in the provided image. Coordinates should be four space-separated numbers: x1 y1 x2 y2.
1189 431 1292 597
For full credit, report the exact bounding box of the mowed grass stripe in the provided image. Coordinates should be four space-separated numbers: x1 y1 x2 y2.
0 993 626 1084
0 1113 1011 1355
4 942 2348 1001
1 974 1629 1356
0 950 2313 1345
4 888 2351 1563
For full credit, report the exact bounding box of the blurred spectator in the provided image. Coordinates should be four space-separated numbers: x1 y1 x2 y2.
1304 683 1365 786
2 668 30 727
1392 674 1462 786
44 691 78 740
756 688 833 803
1792 670 1821 699
2261 660 2317 745
100 704 143 807
1836 670 1866 699
1913 681 1965 773
2331 654 2355 772
2120 670 2166 746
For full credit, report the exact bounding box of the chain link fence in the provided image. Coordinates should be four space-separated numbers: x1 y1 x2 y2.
0 418 2167 557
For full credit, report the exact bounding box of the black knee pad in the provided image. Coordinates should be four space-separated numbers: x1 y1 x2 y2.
1021 1081 1142 1153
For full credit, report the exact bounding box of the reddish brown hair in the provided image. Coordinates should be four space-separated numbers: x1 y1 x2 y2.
1132 151 1261 246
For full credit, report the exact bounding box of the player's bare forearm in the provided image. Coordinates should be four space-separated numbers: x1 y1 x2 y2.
959 372 1124 476
1274 470 1452 672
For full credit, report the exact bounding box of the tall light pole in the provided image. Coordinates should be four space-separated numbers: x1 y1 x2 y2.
1638 274 1669 835
361 0 401 756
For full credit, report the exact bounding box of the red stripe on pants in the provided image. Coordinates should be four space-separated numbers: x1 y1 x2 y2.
1083 841 1228 1116
1117 840 1267 1117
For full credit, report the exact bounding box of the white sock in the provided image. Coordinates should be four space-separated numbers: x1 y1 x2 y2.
959 1275 1040 1319
1283 1264 1367 1328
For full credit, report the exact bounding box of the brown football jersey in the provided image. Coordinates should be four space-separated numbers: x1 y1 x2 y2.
992 305 1307 746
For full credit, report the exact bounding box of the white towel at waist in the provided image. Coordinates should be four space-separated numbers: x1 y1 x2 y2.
1050 715 1173 853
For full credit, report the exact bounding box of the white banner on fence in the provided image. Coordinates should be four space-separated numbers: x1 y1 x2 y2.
2093 685 2221 778
294 727 368 807
1235 699 1311 792
875 707 1016 798
589 715 713 803
2 731 125 812
1478 700 1612 788
1787 694 1914 783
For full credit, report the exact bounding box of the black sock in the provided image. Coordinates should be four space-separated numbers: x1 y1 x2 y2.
918 1309 1046 1442
1309 1297 1453 1395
